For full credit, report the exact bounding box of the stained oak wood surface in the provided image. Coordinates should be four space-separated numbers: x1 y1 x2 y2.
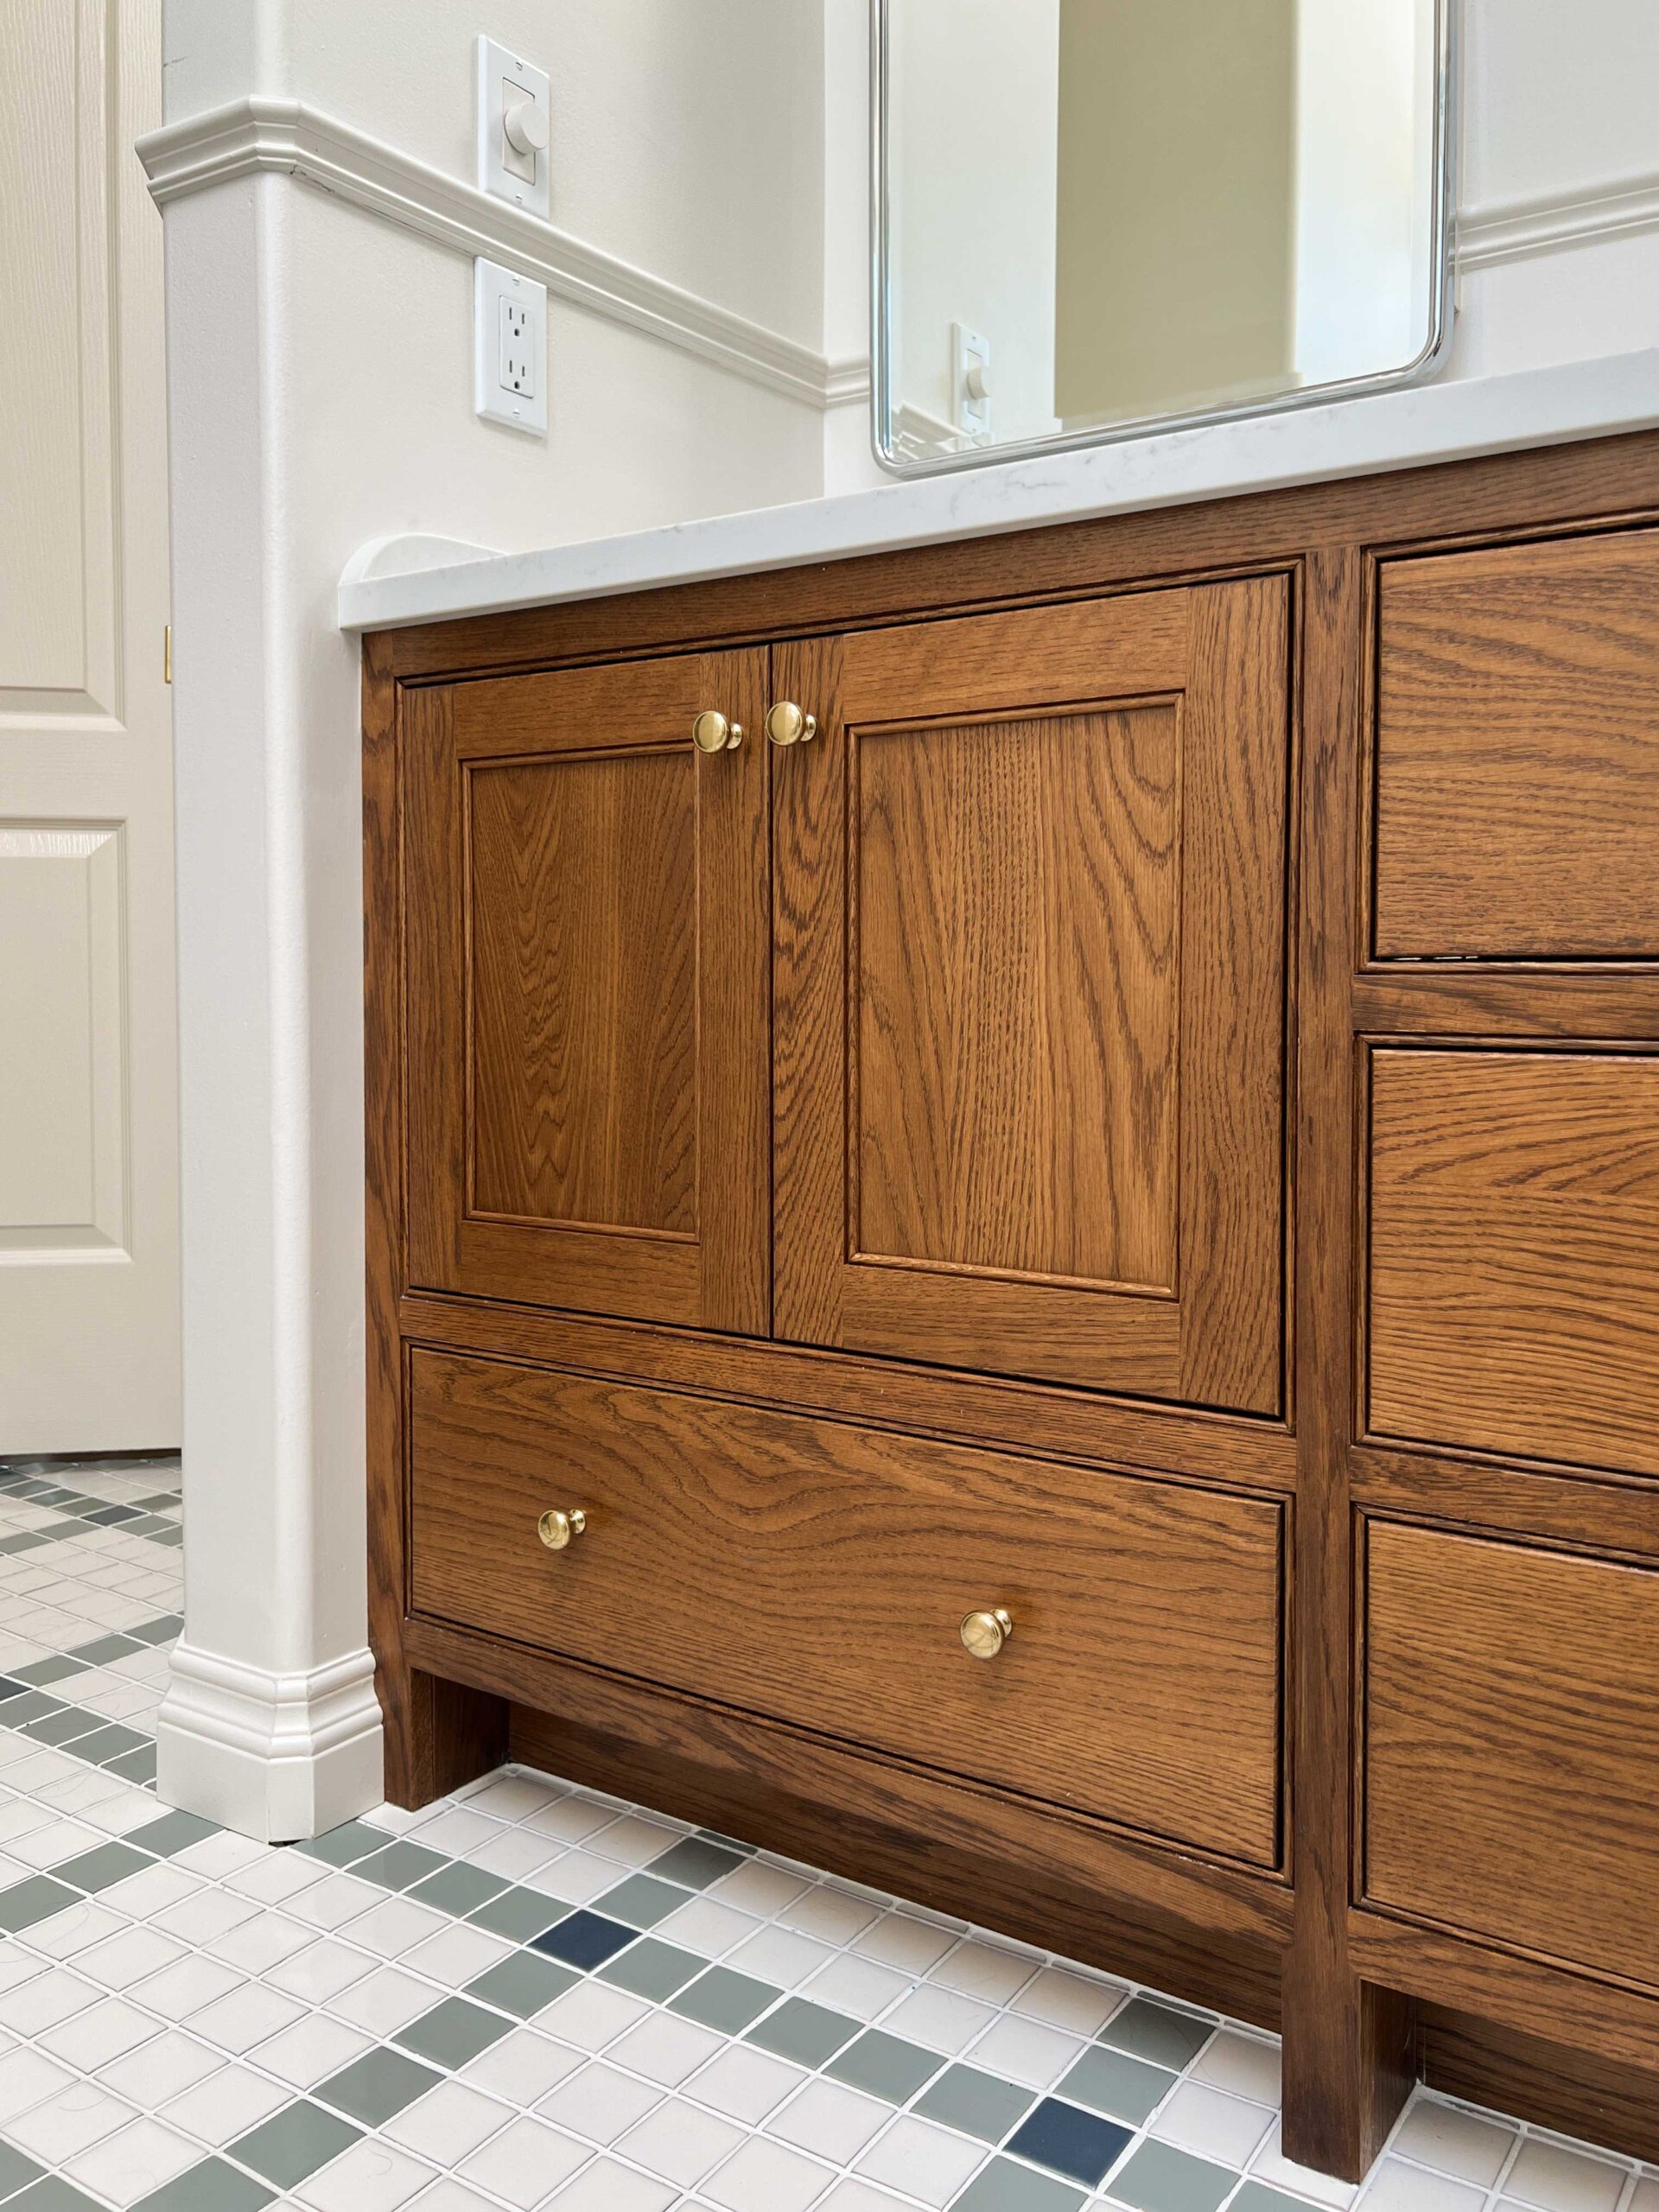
1364 1520 1659 1993
403 649 770 1333
408 1347 1285 1866
772 582 1288 1410
1368 1050 1659 1478
1374 529 1659 959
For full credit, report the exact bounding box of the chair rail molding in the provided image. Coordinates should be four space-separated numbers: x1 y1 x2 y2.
1458 169 1659 269
135 96 861 410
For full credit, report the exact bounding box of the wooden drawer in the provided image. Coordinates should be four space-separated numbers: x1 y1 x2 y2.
408 1348 1285 1868
1367 1048 1659 1479
1373 528 1659 958
1363 1520 1659 1992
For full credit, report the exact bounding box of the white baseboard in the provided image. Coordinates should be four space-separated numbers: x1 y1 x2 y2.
156 1641 384 1843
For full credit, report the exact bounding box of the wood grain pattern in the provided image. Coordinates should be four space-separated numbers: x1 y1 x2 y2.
1374 529 1659 958
774 581 1287 1410
409 1347 1285 1866
404 647 771 1333
1363 1520 1659 1993
1353 1443 1659 1567
1368 1049 1659 1478
855 702 1179 1291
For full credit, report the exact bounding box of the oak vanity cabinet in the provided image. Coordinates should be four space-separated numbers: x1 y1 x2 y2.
367 437 1659 2186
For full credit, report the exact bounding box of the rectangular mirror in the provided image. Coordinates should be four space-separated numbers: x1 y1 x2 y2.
873 0 1455 474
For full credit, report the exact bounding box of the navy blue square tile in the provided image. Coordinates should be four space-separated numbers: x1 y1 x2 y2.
530 1909 637 1971
1007 2099 1132 2188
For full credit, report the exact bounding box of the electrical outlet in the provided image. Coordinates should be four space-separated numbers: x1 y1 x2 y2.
475 35 551 219
952 322 992 439
475 257 547 435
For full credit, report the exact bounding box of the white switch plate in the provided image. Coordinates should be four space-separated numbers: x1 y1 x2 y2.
475 34 550 219
952 321 992 438
474 257 547 435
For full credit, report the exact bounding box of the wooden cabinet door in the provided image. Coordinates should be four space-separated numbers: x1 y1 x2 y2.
404 650 770 1332
772 582 1287 1409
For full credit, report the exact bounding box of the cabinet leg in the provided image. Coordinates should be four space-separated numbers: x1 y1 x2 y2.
376 1660 505 1812
1281 1967 1416 2182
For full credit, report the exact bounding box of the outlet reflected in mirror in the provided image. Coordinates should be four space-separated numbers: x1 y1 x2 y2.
874 0 1453 474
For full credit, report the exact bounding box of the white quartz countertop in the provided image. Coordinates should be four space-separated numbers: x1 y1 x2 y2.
339 349 1659 633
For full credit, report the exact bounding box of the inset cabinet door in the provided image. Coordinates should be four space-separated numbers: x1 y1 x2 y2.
772 582 1288 1411
404 649 770 1333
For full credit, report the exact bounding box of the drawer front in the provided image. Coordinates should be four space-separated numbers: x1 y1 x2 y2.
1373 528 1659 959
409 1349 1284 1868
1367 1048 1659 1479
1363 1520 1659 1991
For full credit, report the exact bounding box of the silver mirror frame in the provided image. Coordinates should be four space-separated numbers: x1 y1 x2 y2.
870 0 1459 477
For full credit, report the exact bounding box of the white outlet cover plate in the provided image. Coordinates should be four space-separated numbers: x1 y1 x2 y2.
475 257 548 436
475 34 550 220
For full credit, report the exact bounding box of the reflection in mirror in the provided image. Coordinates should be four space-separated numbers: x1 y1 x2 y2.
875 0 1452 472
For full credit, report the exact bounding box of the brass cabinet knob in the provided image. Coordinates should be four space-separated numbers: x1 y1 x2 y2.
960 1606 1014 1660
537 1507 587 1551
692 709 742 753
765 701 817 747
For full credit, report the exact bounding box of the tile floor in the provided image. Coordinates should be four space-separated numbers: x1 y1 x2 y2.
0 1459 1650 2212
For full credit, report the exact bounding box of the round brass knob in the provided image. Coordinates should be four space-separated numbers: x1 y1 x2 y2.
959 1606 1014 1661
765 701 817 747
537 1507 587 1551
692 709 742 753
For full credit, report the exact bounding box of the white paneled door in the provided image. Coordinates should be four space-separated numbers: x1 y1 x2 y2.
0 0 180 1451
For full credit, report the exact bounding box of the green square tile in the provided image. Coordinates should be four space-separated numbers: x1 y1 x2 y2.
10 1657 84 1689
466 1885 564 1941
9 2181 107 2211
63 1634 142 1666
669 1966 781 2034
646 1836 745 1890
106 1745 157 1783
746 1997 862 2069
395 1996 513 2068
915 2061 1036 2143
465 1953 577 2019
825 2028 944 2103
952 2158 1086 2212
1058 2044 1176 2126
407 1862 508 1916
1106 2140 1236 2212
0 1534 48 1555
0 2142 44 2198
228 2101 361 2189
293 1820 389 1866
0 1693 64 1726
127 1613 183 1643
66 1726 147 1766
126 1810 219 1858
52 1840 151 1893
1098 1998 1215 2072
0 1875 79 1931
315 2045 442 2126
599 1938 704 2002
595 1872 689 1929
1229 2186 1313 2212
22 1708 102 1746
353 1840 451 1891
131 2158 277 2211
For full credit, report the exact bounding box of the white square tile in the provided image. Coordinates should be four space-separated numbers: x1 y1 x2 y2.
296 2135 440 2212
538 2056 663 2145
205 1905 315 1974
266 1936 378 2005
544 2155 677 2212
586 1812 681 1866
328 1963 443 2037
802 1953 913 2022
63 2114 200 2209
343 1893 451 1958
705 2132 836 2212
966 2010 1085 2090
460 2024 586 2107
148 1885 258 1946
220 1847 327 1904
99 1861 204 1919
1153 2078 1277 2165
1192 2027 1283 2107
0 1965 98 2036
187 1978 305 2053
526 1848 630 1907
1504 2140 1629 2212
385 2077 511 2164
289 1870 385 1930
712 1860 811 1919
7 2077 137 2162
687 2041 807 2125
857 2113 985 2207
457 2113 588 2208
1363 2158 1490 2212
97 2028 222 2107
407 1808 505 1859
463 1775 568 1822
469 1828 563 1881
9 1817 100 1867
728 1924 838 1991
37 1993 156 2069
1391 2099 1517 2189
1251 2121 1359 2210
617 2093 745 2186
160 2058 290 2145
0 2045 76 2123
536 1979 651 2052
250 2009 372 2088
523 1796 615 1844
172 1828 267 1878
608 2010 725 2089
24 1897 127 1960
771 2076 891 2164
401 1921 515 1988
657 1896 765 1960
883 1983 997 2056
926 1938 1035 2005
1009 1965 1126 2037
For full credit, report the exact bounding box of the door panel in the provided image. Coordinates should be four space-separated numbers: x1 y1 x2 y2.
773 582 1288 1409
404 649 770 1333
0 0 179 1450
